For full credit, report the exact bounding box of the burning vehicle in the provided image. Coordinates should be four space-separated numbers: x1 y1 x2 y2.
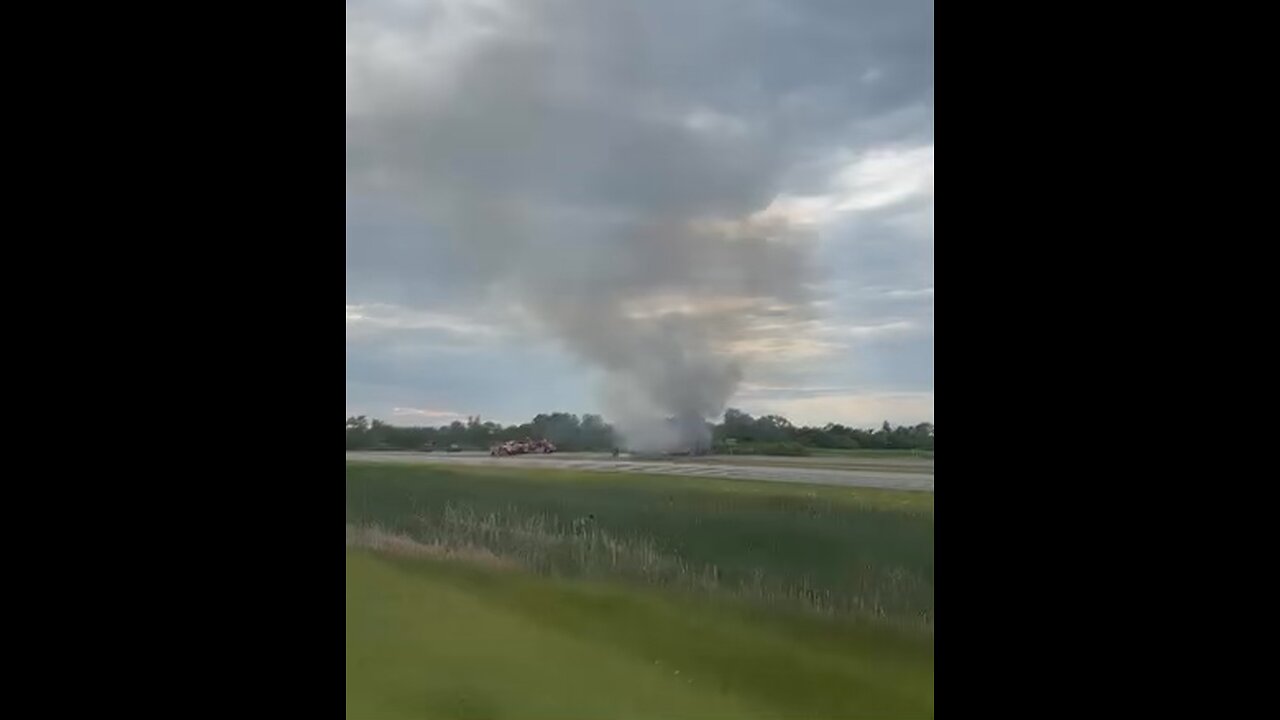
489 438 557 456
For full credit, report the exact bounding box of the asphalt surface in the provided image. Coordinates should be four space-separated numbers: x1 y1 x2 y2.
346 451 934 492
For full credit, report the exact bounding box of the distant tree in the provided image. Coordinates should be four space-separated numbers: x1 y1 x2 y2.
753 415 794 441
579 414 614 450
347 410 933 455
721 408 756 441
345 416 371 449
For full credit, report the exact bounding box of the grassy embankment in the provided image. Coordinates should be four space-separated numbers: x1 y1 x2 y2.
346 462 933 719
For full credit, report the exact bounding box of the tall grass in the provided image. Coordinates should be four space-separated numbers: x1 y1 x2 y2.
350 489 931 625
347 549 934 720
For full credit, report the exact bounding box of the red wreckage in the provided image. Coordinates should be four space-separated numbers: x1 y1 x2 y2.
489 438 557 456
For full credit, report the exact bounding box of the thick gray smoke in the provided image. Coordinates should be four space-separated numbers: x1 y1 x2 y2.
514 217 813 452
346 0 933 448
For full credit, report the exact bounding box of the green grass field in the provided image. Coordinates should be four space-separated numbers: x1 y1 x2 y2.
689 454 934 474
347 462 933 718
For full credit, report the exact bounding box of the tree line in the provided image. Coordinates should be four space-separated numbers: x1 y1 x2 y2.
346 410 933 454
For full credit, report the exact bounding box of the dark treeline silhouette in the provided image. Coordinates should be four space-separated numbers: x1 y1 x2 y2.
346 410 934 454
345 413 614 453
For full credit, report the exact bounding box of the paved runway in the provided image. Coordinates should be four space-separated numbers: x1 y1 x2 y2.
346 451 934 492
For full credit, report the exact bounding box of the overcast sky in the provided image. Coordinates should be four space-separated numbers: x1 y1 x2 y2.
346 0 933 429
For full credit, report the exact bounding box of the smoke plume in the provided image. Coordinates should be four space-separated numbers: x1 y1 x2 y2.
346 0 932 448
512 215 813 451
